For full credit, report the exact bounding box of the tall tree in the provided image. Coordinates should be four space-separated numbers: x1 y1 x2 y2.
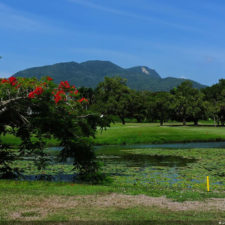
187 91 208 125
203 79 225 125
150 92 174 126
128 90 148 123
0 76 108 182
171 81 205 125
95 77 131 124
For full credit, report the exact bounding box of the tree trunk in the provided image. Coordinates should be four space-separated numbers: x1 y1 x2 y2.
120 117 125 125
183 118 186 126
136 117 142 123
160 120 163 126
194 120 198 126
213 116 216 127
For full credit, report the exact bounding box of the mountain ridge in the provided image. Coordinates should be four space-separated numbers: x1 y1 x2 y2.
14 60 206 91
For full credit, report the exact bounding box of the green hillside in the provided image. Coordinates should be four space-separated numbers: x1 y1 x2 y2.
14 60 206 91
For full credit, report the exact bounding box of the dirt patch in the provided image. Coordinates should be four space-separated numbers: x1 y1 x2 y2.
8 193 225 220
10 195 81 221
87 193 225 211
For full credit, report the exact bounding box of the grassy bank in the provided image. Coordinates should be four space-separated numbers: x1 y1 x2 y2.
0 134 59 147
0 180 225 222
2 122 225 147
94 123 225 145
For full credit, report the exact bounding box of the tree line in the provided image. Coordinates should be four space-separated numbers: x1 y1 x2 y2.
79 77 225 126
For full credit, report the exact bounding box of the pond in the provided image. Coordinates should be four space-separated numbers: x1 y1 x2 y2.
47 141 225 151
95 141 225 149
14 141 225 189
20 154 193 182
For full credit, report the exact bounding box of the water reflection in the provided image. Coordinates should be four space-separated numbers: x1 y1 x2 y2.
14 142 224 186
95 141 225 150
99 154 196 167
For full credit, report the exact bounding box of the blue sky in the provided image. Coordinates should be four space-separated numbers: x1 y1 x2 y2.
1 0 225 85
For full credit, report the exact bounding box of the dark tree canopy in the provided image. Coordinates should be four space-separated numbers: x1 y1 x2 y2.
95 77 131 124
0 76 108 182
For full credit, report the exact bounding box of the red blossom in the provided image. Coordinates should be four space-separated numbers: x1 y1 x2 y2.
8 76 16 83
28 92 35 98
47 76 53 81
78 97 88 103
59 81 70 89
54 90 66 104
1 79 8 84
28 86 44 98
8 77 17 86
35 87 44 95
54 95 62 104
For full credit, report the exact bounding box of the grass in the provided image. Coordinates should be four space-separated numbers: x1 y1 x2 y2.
2 122 225 146
0 134 59 147
94 122 225 145
0 180 224 222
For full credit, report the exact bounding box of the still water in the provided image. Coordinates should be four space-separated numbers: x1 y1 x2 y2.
17 142 225 186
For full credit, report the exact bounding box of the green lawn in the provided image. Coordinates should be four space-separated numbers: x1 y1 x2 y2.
0 180 224 223
2 122 225 146
94 123 225 145
0 133 59 147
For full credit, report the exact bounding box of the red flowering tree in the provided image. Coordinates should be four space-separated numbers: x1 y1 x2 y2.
0 76 107 182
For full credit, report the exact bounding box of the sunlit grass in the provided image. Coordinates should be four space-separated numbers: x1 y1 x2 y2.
94 123 225 145
0 134 59 147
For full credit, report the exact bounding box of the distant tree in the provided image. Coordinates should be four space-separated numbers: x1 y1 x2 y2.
202 79 225 125
128 90 148 123
95 77 131 124
150 92 174 126
171 81 206 125
187 91 208 125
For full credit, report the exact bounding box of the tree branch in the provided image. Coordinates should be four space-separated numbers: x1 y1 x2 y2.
0 97 24 107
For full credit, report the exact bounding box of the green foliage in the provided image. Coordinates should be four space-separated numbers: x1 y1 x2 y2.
0 76 108 182
147 92 174 125
128 90 148 122
0 143 20 179
95 77 132 124
203 79 225 125
171 81 207 125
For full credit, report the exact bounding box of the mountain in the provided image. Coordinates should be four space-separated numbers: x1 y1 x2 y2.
14 60 206 91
